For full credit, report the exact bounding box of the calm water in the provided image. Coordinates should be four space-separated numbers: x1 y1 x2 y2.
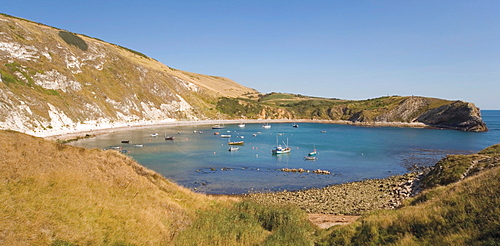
70 110 500 194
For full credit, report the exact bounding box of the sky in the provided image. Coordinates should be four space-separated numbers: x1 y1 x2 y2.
3 1 500 109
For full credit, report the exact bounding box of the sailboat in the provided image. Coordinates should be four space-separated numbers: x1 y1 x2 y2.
271 137 291 154
262 123 271 129
238 122 246 127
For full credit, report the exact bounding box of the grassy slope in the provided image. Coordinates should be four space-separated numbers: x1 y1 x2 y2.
317 144 500 246
0 130 212 245
218 94 451 121
0 130 314 245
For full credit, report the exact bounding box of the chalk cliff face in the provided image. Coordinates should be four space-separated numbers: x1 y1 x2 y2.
0 14 256 136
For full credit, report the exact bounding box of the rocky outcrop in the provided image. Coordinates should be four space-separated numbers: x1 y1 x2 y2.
375 96 430 122
416 101 488 132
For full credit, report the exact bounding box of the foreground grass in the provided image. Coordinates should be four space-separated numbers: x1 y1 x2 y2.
317 145 500 246
0 130 315 245
175 201 315 245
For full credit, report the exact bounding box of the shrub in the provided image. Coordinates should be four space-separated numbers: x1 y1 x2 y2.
58 31 88 51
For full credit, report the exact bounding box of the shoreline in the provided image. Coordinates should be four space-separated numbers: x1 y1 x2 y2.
44 118 429 141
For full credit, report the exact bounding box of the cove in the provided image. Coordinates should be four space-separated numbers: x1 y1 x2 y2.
70 110 500 194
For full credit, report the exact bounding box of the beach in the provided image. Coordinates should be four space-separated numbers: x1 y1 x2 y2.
44 118 428 141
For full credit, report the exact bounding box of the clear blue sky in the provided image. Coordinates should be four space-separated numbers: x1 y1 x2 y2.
3 1 499 109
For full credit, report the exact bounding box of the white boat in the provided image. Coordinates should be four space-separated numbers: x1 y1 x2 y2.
228 146 239 151
272 138 291 154
262 123 271 129
220 134 231 138
238 123 246 127
272 145 291 154
304 156 316 161
150 133 159 137
292 123 299 128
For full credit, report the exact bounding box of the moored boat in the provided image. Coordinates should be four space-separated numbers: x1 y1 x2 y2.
262 123 271 129
271 138 291 154
228 146 239 151
308 149 317 157
238 123 246 127
228 141 244 145
212 124 224 129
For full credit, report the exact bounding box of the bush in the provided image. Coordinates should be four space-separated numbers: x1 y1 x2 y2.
58 31 88 51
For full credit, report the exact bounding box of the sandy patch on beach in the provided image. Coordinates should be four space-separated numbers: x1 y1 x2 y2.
308 214 361 229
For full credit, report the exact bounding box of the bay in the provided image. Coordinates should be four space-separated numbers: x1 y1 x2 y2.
70 110 500 194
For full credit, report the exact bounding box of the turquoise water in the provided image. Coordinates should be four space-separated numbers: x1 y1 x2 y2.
71 110 500 194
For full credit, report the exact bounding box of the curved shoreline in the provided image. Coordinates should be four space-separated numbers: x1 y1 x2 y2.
44 119 429 141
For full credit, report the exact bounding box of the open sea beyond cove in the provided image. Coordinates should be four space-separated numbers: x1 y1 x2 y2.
70 110 500 194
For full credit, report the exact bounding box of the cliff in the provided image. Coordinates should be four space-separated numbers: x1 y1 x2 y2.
0 14 257 137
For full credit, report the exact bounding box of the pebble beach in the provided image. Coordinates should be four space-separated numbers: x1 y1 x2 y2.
244 172 421 215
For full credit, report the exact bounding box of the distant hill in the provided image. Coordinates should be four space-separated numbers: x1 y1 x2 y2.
0 13 257 137
0 13 487 136
218 93 488 132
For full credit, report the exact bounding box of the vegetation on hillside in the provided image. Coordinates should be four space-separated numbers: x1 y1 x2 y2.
218 93 447 121
317 166 500 245
58 31 88 51
0 130 314 245
316 143 500 245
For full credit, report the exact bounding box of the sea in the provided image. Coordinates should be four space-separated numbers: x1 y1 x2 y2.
69 110 500 194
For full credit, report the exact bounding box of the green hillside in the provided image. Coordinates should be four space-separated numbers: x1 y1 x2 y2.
217 94 488 132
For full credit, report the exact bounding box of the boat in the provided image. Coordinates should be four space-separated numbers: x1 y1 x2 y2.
133 144 144 147
220 134 231 138
121 140 130 143
271 138 291 154
262 123 271 129
165 135 175 140
212 124 225 129
292 123 299 128
238 123 246 127
308 147 317 157
150 133 159 137
272 145 291 154
212 113 225 129
228 146 239 151
228 140 244 145
304 156 316 161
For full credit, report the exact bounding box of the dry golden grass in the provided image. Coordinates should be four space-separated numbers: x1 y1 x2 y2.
0 130 217 245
